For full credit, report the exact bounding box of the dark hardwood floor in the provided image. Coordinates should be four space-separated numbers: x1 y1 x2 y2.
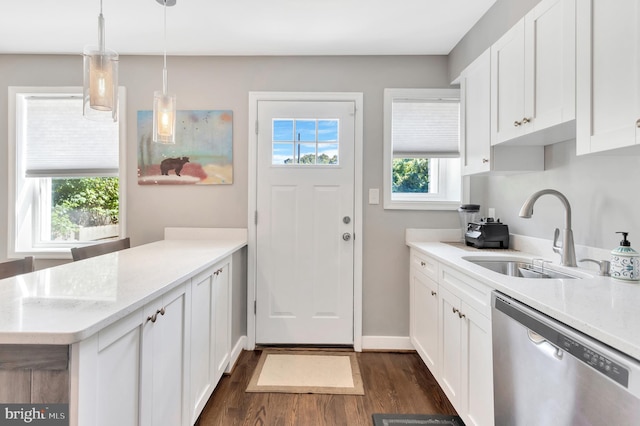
197 349 457 426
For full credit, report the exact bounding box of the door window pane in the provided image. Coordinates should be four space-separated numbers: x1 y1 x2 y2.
318 120 338 142
295 120 316 142
297 143 317 164
318 144 339 164
273 142 294 165
273 120 294 141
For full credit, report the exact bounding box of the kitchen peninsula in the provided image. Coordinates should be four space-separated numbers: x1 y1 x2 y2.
0 228 247 426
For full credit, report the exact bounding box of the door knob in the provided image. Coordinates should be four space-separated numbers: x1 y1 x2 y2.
343 216 351 224
342 233 352 241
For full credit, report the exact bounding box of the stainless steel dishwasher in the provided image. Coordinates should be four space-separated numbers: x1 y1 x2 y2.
492 292 640 425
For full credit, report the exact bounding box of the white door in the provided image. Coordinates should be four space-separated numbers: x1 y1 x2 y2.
256 100 355 345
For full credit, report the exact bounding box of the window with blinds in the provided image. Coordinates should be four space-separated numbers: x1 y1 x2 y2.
9 87 125 257
383 88 462 210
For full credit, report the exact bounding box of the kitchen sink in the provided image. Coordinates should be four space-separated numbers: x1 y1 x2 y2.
462 257 581 279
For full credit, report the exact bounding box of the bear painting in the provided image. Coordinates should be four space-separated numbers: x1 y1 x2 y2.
137 110 234 185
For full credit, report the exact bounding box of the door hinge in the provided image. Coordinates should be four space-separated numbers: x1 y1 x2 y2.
254 300 257 315
254 211 258 225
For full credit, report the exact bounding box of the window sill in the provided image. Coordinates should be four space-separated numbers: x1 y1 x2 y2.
11 248 73 261
383 200 461 211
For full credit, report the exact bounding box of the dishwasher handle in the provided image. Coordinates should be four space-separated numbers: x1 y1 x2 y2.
528 329 564 360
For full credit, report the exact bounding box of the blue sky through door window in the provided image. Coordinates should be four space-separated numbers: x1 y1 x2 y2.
272 118 339 165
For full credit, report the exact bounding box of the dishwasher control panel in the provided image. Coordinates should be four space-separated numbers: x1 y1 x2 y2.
558 335 629 388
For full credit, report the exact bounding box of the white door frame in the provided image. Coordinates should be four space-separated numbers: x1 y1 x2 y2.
247 91 363 351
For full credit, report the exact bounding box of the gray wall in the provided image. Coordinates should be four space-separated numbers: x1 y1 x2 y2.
450 0 640 252
448 0 540 81
0 54 459 340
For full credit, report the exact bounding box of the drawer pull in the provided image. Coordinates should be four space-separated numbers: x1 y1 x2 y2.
636 118 640 128
452 307 466 319
147 307 166 323
420 261 426 267
513 120 522 127
431 291 437 296
522 117 531 124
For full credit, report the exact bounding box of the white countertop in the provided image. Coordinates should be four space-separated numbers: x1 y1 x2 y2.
408 241 640 361
0 238 246 345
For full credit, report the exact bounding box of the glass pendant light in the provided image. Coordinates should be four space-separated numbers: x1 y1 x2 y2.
153 0 177 144
83 0 119 122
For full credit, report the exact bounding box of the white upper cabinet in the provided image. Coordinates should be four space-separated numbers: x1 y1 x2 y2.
461 49 492 174
460 48 544 175
491 18 528 144
576 0 640 155
491 0 576 146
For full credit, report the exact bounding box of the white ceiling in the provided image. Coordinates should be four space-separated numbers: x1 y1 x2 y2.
0 0 496 56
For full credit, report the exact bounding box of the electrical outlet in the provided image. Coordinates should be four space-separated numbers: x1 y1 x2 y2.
488 207 496 218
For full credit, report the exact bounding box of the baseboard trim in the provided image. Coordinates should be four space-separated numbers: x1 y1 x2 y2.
225 335 247 374
361 336 413 351
232 335 413 354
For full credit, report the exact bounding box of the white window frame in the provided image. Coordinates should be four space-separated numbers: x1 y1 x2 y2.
383 88 464 210
8 86 127 260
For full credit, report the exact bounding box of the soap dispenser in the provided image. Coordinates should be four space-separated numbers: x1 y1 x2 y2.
610 232 640 281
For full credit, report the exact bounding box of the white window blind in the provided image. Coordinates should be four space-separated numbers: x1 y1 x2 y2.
391 99 460 158
23 95 119 177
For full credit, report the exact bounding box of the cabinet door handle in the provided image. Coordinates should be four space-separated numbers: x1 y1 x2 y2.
157 307 165 316
458 311 466 319
452 307 459 314
431 291 437 296
482 158 489 163
522 117 531 124
420 261 426 267
147 313 158 323
636 118 640 128
513 120 522 127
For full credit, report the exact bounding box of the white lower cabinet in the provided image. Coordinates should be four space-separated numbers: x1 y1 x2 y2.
410 266 440 375
140 284 191 426
73 259 232 426
409 250 494 426
75 282 190 426
189 258 231 424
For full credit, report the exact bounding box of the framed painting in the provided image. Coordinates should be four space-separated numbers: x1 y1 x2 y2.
137 110 233 185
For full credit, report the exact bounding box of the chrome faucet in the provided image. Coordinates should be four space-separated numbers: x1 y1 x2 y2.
519 189 577 267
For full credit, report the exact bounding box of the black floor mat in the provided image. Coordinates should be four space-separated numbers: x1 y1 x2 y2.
372 413 465 426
